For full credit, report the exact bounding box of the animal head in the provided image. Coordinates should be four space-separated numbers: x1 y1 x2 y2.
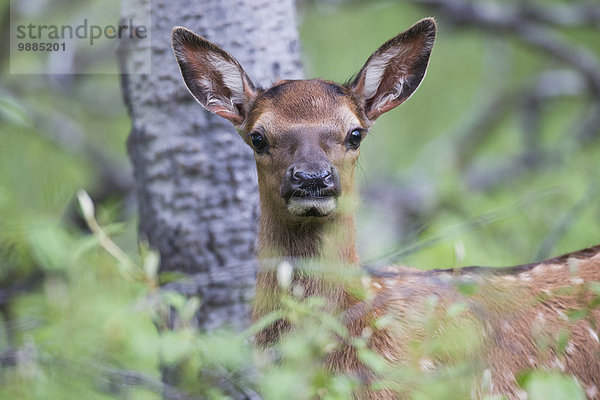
172 18 436 221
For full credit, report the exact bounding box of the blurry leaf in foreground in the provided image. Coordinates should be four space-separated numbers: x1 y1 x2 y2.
446 301 468 318
357 347 387 374
588 281 600 296
0 97 32 127
26 220 72 271
456 280 480 296
518 371 586 400
180 297 201 325
196 330 250 370
159 330 196 366
161 290 187 312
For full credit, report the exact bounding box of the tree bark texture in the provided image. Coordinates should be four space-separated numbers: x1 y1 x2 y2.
119 0 303 332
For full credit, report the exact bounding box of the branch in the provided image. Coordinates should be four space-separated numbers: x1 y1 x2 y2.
535 183 600 260
409 0 600 97
445 68 595 191
519 2 600 28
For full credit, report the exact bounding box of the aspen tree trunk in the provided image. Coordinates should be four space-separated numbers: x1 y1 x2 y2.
119 0 303 396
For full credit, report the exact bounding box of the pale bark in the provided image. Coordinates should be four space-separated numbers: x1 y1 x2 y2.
120 0 302 330
119 1 302 396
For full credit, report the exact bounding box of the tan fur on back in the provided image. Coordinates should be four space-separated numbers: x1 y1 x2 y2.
335 249 600 399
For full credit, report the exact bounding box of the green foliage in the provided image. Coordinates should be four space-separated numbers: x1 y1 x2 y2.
518 371 587 400
257 296 359 400
300 2 600 268
2 0 600 399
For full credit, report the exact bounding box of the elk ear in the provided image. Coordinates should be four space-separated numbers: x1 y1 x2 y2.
349 18 436 121
172 27 257 127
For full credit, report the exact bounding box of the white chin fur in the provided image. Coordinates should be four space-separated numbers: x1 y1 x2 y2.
287 197 337 216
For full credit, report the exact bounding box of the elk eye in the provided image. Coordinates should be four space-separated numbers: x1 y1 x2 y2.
250 132 268 153
347 129 363 149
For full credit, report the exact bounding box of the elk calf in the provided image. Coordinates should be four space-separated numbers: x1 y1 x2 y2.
172 18 600 399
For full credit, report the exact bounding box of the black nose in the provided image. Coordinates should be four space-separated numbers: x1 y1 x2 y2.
291 168 333 190
280 164 341 200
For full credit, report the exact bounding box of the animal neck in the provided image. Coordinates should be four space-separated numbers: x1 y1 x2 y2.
253 195 361 329
256 197 360 264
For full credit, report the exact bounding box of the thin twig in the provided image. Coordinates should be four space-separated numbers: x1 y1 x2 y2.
536 183 600 260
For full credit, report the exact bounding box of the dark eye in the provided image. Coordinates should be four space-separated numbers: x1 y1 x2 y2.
250 132 268 153
346 129 363 149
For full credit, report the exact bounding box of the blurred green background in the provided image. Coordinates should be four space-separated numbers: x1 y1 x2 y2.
298 2 600 269
1 0 599 398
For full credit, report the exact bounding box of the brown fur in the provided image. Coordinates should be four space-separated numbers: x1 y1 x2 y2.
172 18 600 399
245 69 600 400
254 224 600 399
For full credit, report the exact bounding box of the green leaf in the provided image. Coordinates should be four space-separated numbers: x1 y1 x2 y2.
357 348 386 374
26 221 73 271
456 280 479 296
373 314 395 330
158 270 187 284
159 330 196 366
566 308 588 322
519 371 586 400
446 301 468 318
246 309 286 337
161 290 187 312
196 331 249 370
556 329 570 356
0 98 31 127
588 282 600 296
180 297 201 324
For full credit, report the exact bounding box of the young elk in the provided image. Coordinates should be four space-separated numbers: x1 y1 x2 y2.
172 19 600 399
